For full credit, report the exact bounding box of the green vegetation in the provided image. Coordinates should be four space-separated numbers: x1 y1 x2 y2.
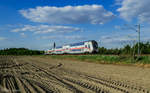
49 55 150 64
0 48 44 55
98 42 150 55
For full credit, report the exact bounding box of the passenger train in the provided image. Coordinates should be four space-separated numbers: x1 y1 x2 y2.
45 40 98 54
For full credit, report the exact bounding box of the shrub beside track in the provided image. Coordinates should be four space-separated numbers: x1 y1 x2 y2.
46 55 150 65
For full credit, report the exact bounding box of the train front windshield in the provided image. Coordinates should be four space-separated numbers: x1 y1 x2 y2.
92 41 98 49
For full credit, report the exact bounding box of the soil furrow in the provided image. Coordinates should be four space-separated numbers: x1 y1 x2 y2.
0 56 149 93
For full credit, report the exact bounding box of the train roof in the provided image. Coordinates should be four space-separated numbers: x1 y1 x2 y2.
55 46 62 48
54 40 97 49
65 40 96 46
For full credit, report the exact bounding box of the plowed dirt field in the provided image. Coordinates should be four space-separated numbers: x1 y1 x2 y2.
0 56 149 93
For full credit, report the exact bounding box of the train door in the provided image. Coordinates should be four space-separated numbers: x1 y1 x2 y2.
84 44 88 52
64 45 70 54
88 42 94 53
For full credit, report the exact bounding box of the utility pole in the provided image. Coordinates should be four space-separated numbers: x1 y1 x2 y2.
124 24 141 56
54 42 56 49
137 24 140 56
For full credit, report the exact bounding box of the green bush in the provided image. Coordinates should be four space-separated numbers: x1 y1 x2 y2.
49 55 150 64
0 48 44 55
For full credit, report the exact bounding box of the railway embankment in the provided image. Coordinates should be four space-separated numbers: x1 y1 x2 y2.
42 55 150 68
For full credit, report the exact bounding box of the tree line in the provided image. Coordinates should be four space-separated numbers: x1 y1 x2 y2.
98 42 150 55
0 48 44 55
0 42 150 55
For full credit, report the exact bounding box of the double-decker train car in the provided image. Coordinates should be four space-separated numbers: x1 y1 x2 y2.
45 40 98 54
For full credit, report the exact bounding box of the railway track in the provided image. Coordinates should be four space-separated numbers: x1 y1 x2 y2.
0 56 149 93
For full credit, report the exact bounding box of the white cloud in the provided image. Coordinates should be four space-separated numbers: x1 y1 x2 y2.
117 0 150 22
0 37 6 41
101 35 134 43
20 33 26 38
20 5 114 24
40 35 85 40
114 25 121 29
99 35 138 48
100 32 150 48
11 25 82 34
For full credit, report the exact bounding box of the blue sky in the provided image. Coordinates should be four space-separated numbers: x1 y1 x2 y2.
0 0 150 50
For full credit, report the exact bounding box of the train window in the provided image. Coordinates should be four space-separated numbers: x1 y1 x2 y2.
85 45 87 48
71 49 81 51
70 42 84 47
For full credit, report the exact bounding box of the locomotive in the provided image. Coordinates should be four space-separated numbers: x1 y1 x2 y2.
45 40 98 54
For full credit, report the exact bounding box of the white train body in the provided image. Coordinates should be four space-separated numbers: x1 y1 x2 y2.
45 40 98 54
